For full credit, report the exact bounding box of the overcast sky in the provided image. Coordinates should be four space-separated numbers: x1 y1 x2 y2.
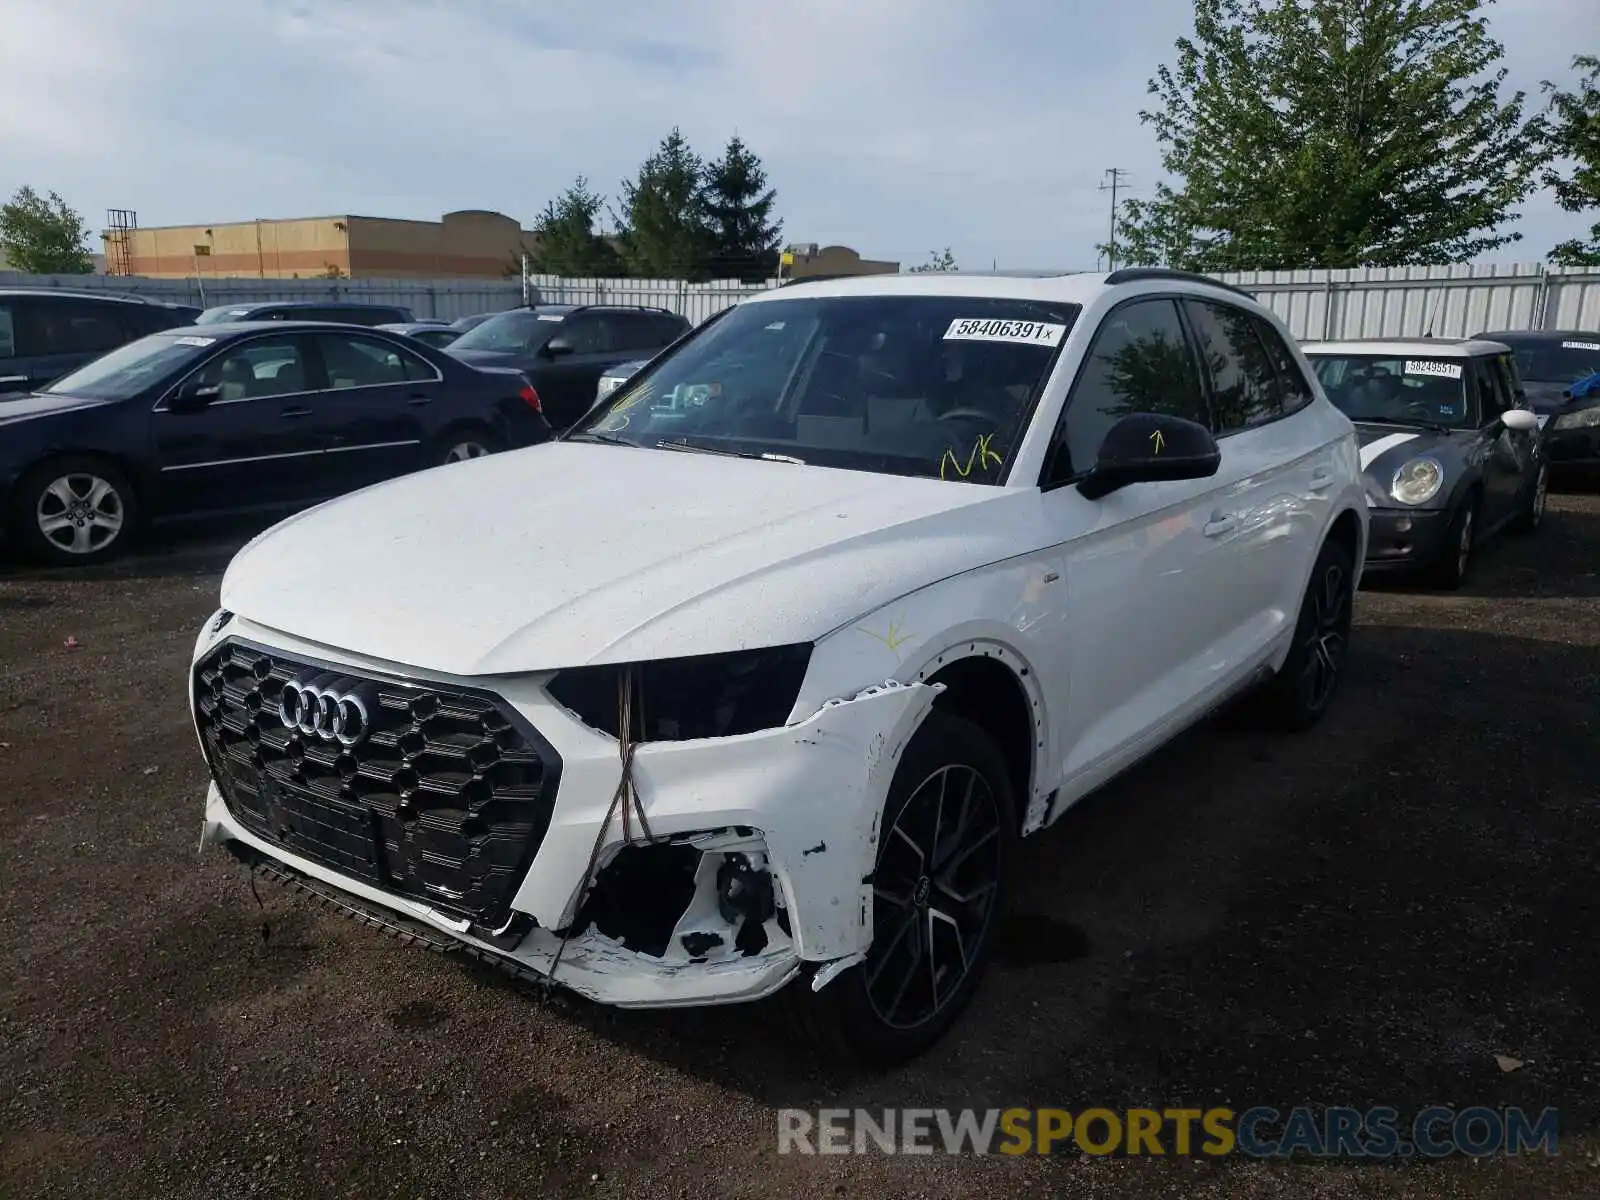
1 0 1594 272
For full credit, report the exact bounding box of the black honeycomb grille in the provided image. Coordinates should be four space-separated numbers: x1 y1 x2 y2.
194 638 562 930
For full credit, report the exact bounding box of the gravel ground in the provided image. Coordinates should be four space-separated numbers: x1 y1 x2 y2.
2 496 1598 1200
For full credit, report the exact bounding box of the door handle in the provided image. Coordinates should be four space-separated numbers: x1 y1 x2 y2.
1309 468 1335 492
1203 512 1236 538
406 394 434 406
280 406 314 418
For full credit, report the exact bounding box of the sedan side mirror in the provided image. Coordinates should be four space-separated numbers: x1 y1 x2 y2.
543 337 574 358
167 380 221 414
1077 412 1222 501
1500 407 1538 433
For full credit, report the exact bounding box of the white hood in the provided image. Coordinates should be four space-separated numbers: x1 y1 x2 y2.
219 442 1031 676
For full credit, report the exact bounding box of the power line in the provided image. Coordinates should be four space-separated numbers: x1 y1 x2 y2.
1098 169 1132 271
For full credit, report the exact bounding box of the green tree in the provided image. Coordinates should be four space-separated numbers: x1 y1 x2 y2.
909 248 957 272
700 135 783 281
528 176 624 277
1541 55 1600 266
0 186 94 274
1117 0 1546 271
614 128 713 279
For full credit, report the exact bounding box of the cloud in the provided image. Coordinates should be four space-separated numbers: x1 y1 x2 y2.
0 0 1592 271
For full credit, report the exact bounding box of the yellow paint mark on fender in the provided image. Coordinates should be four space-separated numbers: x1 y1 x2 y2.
857 615 914 653
1150 428 1165 454
939 433 1004 481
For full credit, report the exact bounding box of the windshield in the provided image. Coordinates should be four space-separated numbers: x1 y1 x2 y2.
449 309 564 353
1307 353 1472 428
568 294 1079 484
195 305 259 324
1503 338 1600 385
41 333 218 400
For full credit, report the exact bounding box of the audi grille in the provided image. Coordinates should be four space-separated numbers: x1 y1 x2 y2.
193 639 563 931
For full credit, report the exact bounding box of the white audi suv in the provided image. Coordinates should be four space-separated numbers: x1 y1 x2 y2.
190 268 1368 1062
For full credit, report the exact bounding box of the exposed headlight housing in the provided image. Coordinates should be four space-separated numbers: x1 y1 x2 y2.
546 644 813 742
1391 456 1444 505
1552 407 1600 431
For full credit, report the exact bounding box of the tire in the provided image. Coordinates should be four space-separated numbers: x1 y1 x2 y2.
437 427 502 465
1429 495 1477 590
791 709 1018 1065
1254 534 1355 733
10 455 138 567
1509 462 1547 535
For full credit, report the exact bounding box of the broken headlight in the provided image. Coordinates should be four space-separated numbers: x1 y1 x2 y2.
546 644 812 742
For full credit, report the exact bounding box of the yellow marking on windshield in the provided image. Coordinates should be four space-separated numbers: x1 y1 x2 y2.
939 433 1004 480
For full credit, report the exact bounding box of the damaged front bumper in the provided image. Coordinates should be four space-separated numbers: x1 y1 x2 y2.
197 622 939 1009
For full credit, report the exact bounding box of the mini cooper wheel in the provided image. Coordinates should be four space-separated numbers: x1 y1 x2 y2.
1510 464 1547 534
1431 497 1476 590
12 456 138 567
1257 535 1354 732
801 709 1018 1064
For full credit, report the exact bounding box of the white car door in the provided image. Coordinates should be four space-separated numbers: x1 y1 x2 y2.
1029 295 1264 802
1179 297 1334 670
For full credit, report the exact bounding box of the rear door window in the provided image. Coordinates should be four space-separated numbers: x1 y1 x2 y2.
315 333 434 389
1183 299 1283 434
1249 314 1315 415
0 302 16 358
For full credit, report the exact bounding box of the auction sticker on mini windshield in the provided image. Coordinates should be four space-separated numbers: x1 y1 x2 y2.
1404 359 1462 379
1562 340 1600 352
944 318 1067 346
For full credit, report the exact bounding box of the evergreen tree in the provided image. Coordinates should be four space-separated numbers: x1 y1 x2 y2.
528 176 623 277
614 128 713 280
700 135 783 281
1117 0 1545 270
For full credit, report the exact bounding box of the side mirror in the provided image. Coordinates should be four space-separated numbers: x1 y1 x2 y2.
543 337 574 358
167 380 221 413
1500 407 1538 433
1077 412 1222 501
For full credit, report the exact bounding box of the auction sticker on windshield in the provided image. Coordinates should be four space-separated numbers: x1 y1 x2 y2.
944 318 1067 346
1561 340 1600 352
172 336 217 347
1404 360 1462 379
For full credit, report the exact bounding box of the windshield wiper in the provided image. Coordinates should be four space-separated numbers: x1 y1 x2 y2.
1358 417 1453 434
565 430 635 446
654 438 806 465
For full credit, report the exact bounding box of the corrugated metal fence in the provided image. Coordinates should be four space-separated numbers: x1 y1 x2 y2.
5 264 1599 337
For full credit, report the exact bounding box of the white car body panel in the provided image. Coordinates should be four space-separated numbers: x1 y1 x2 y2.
194 270 1368 1011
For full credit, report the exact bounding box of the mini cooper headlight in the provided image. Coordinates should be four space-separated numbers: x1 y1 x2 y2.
1391 457 1444 505
1552 407 1600 431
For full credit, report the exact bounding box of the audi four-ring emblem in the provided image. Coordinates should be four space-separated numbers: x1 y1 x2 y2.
277 675 376 746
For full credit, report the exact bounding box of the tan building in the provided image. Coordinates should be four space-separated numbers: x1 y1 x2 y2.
781 243 899 279
103 210 538 280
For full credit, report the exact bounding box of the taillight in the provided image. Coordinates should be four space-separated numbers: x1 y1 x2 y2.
519 384 542 412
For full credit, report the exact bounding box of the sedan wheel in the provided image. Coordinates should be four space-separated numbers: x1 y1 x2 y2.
36 471 128 558
444 440 493 463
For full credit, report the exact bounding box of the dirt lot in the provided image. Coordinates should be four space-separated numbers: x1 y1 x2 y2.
2 496 1599 1200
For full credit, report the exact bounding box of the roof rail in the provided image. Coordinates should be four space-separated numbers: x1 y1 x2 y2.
1103 267 1257 301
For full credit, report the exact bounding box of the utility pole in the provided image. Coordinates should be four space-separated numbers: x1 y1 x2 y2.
1098 168 1130 270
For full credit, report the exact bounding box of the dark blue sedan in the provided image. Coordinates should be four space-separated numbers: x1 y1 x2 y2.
0 321 552 566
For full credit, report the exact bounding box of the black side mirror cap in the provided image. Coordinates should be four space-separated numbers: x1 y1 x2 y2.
1076 412 1222 500
167 381 221 413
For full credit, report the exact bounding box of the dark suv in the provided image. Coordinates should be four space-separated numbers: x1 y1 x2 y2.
0 289 201 396
446 303 691 428
194 301 417 326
